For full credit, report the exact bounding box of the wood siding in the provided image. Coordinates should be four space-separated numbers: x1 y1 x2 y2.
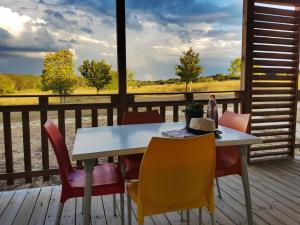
244 0 300 160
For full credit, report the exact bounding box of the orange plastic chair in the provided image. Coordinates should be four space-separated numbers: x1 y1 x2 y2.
216 111 250 198
127 135 216 225
121 110 163 179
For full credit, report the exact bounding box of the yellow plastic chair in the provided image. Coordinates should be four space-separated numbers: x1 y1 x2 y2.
127 134 216 225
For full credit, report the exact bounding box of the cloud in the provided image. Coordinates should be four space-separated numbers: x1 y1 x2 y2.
76 35 110 47
80 27 93 34
0 6 75 74
0 7 31 36
0 28 10 40
0 1 242 80
0 51 44 74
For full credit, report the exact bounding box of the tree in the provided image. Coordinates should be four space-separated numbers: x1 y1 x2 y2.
127 69 136 88
0 75 15 94
78 60 112 93
175 47 203 92
41 49 77 96
105 69 136 91
228 57 242 77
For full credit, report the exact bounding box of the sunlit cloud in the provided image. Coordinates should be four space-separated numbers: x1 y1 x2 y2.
0 0 242 79
77 35 110 47
0 7 31 36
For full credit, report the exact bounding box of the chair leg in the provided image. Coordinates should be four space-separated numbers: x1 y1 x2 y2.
113 194 117 216
120 193 125 225
82 197 84 214
55 202 64 225
216 178 222 199
186 210 190 225
199 208 202 225
181 211 184 221
210 212 216 225
127 194 132 225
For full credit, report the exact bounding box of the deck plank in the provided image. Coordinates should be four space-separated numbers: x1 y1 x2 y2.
0 190 15 218
91 196 106 225
219 176 280 225
262 161 300 184
215 183 268 225
102 195 121 225
228 176 300 225
44 186 61 225
61 198 76 225
214 192 245 225
12 188 41 225
0 189 28 225
224 176 293 225
248 165 300 205
28 186 52 225
0 159 300 225
75 197 84 225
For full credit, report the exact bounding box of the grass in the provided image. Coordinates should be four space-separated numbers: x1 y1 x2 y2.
128 80 240 93
0 80 241 105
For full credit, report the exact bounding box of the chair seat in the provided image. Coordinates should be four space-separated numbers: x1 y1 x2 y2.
123 154 143 179
216 146 241 177
68 163 125 195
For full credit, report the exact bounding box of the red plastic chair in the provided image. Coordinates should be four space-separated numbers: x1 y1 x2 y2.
215 111 250 198
44 120 125 225
121 110 163 179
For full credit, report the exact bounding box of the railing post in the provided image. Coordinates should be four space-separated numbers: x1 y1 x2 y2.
235 91 246 114
3 111 13 185
22 110 32 183
39 96 50 181
115 94 134 125
184 92 194 102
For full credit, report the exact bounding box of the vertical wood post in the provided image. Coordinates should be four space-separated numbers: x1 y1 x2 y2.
184 92 194 102
3 112 13 185
39 96 49 181
291 5 300 158
75 109 83 167
116 0 128 124
22 110 32 183
241 0 254 114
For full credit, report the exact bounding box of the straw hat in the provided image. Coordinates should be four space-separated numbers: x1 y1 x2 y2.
187 118 216 135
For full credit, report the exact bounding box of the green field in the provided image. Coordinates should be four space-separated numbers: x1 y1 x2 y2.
0 80 241 105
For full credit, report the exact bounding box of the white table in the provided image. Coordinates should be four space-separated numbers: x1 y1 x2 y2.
72 122 262 225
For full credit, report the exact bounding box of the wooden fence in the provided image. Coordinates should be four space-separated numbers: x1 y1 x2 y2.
0 91 244 185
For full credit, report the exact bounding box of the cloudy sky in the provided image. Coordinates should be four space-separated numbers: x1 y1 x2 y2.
0 0 242 80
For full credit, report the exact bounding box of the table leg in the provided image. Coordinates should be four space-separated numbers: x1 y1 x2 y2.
240 146 254 225
83 159 96 225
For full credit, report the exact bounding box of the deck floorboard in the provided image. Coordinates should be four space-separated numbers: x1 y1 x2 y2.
0 159 300 225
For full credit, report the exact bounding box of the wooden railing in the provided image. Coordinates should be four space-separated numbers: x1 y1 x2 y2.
0 91 244 185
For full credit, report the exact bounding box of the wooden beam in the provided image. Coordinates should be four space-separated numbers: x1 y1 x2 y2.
256 0 300 6
116 0 128 124
116 0 127 95
241 0 255 113
291 5 300 158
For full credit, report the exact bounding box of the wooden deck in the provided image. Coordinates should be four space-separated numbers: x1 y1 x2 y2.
0 159 300 225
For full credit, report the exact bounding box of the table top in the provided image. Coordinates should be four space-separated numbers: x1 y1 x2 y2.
72 122 262 161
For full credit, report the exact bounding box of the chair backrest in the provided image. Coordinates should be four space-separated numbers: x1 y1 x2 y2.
122 110 163 125
136 134 216 222
219 111 250 133
44 120 74 184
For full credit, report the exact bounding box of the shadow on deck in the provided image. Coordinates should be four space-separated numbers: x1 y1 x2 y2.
0 159 300 225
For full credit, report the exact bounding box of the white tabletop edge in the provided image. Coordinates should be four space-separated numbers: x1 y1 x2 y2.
72 122 263 161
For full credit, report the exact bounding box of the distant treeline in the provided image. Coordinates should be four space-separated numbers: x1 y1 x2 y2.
0 74 41 94
135 74 240 86
0 72 240 94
